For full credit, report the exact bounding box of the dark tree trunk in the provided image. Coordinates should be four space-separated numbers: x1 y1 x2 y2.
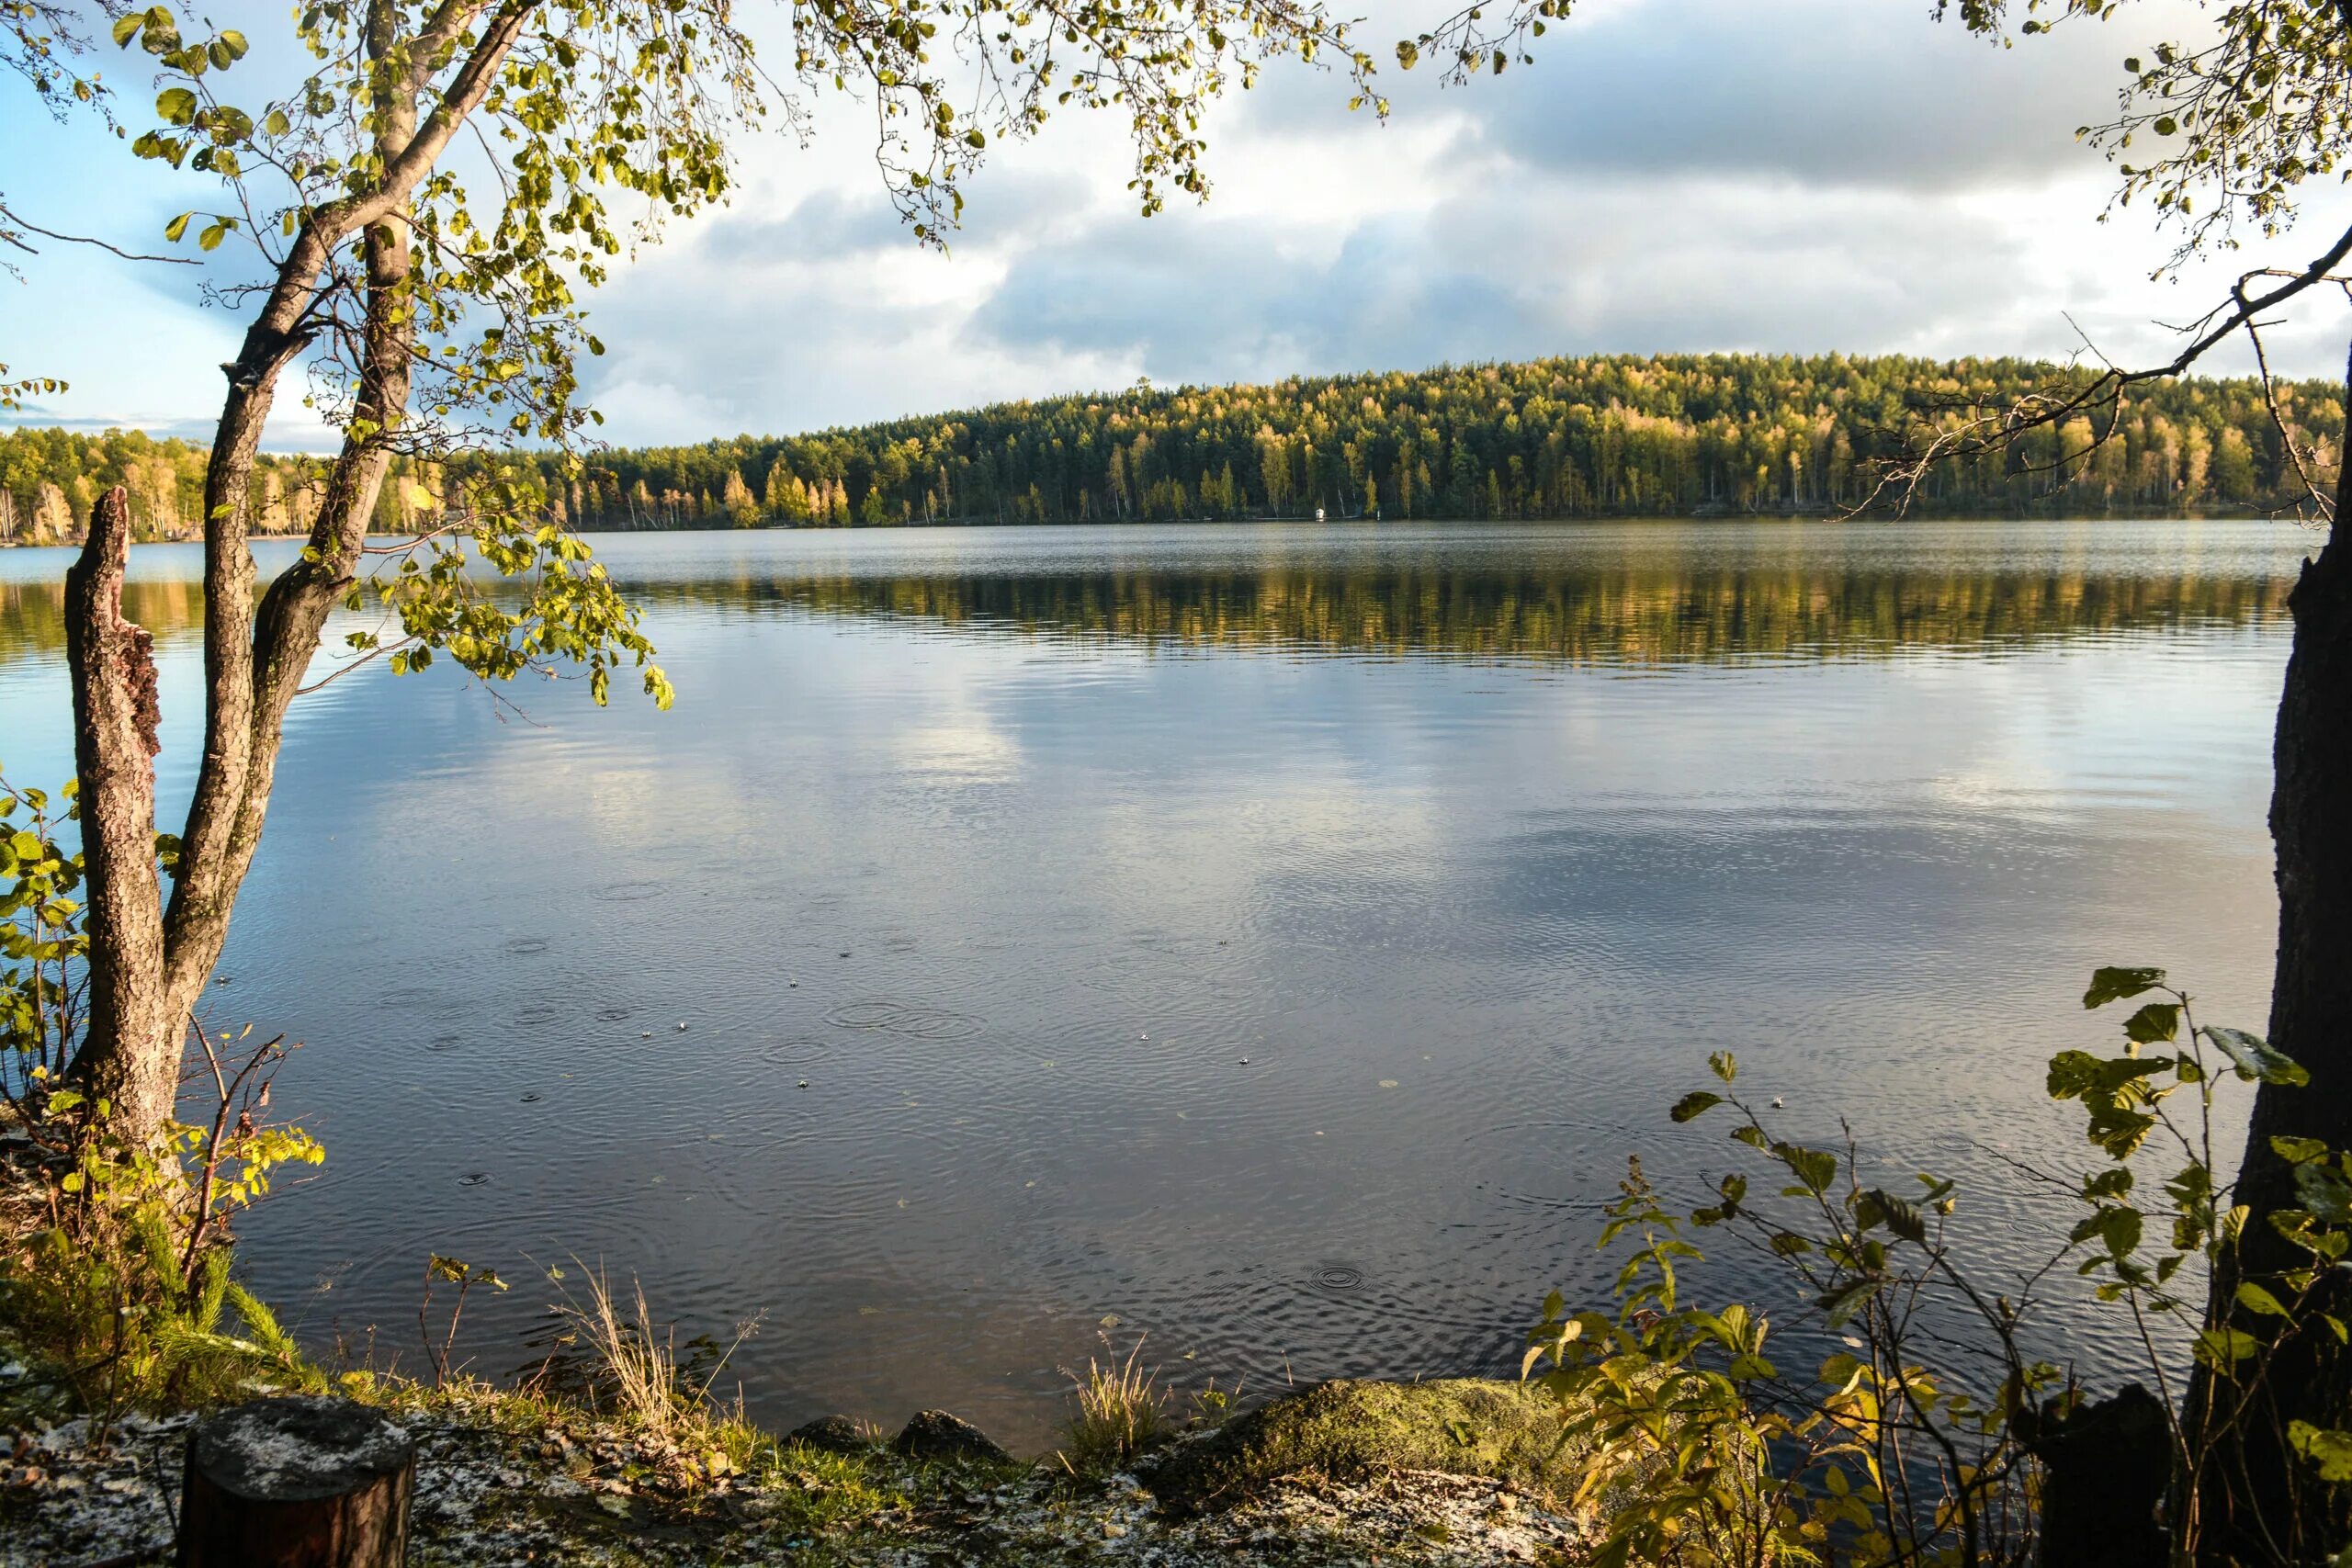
2199 348 2352 1562
176 1397 413 1567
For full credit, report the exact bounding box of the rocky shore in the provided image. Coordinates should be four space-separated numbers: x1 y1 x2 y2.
1 1380 1595 1566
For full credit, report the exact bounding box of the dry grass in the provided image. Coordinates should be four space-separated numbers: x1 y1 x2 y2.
554 1263 763 1459
1058 1337 1172 1474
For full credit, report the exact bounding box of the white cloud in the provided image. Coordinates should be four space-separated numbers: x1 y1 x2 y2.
5 0 2341 449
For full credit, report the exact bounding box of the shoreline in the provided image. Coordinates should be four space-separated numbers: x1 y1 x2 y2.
0 1376 1597 1566
0 508 2309 553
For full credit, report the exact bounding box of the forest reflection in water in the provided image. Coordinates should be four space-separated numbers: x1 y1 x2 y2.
0 518 2318 1450
0 525 2299 671
688 562 2290 664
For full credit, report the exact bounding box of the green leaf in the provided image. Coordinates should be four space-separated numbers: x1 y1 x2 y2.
111 13 143 45
1668 1091 1722 1124
2290 1421 2352 1483
2204 1026 2308 1086
2084 1167 2134 1200
1820 1277 1882 1328
2290 1161 2352 1225
156 86 198 123
1708 1051 1736 1084
2123 1002 2180 1044
2085 1105 2159 1160
1777 1143 1837 1195
164 210 193 243
2085 966 2166 1008
2194 1325 2259 1371
2235 1280 2290 1318
2095 1205 2143 1259
1859 1188 1927 1244
2048 1049 2151 1101
2274 1136 2331 1166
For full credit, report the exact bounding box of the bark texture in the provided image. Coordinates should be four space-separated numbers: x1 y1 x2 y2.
60 0 537 1144
2198 358 2352 1562
62 487 175 1133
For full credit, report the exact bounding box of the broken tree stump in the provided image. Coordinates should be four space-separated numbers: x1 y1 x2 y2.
176 1396 414 1567
2026 1382 2170 1568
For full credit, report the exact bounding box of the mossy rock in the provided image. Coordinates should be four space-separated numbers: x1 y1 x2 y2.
1146 1378 1582 1514
891 1409 1015 1466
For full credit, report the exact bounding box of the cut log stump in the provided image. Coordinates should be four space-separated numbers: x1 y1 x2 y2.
177 1396 414 1567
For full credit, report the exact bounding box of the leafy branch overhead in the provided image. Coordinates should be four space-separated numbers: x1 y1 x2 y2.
55 0 1393 708
109 0 1381 434
7 0 1409 1146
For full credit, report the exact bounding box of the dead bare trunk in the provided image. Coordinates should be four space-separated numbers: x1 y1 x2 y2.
62 488 176 1133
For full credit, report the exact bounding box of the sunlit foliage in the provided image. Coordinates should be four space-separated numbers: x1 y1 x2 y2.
457 354 2346 529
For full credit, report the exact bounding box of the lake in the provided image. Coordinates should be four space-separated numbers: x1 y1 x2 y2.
0 518 2314 1448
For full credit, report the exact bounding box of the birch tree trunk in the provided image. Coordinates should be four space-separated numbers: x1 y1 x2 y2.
62 0 528 1143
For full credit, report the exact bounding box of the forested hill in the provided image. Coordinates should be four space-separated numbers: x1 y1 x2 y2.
3 353 2340 544
507 354 2343 530
0 429 435 546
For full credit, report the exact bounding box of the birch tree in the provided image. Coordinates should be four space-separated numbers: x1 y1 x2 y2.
27 0 1374 1139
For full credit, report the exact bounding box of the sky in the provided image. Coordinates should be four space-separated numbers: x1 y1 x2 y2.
4 0 2349 449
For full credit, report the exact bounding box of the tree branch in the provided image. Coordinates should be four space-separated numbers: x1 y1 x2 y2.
0 202 198 265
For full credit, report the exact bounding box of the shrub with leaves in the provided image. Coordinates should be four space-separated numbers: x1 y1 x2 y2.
1525 967 2352 1567
8 1092 325 1429
1 770 86 1108
2 763 325 1425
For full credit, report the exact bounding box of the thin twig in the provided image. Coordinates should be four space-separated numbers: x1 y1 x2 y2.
0 203 198 265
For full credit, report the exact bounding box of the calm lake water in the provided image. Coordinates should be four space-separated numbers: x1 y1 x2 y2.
0 519 2317 1446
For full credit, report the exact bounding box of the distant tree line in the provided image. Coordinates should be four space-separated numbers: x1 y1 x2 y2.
6 353 2341 543
0 427 447 546
484 353 2346 531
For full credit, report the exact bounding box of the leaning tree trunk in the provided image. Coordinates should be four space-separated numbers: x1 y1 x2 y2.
56 0 503 1146
2197 352 2352 1562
